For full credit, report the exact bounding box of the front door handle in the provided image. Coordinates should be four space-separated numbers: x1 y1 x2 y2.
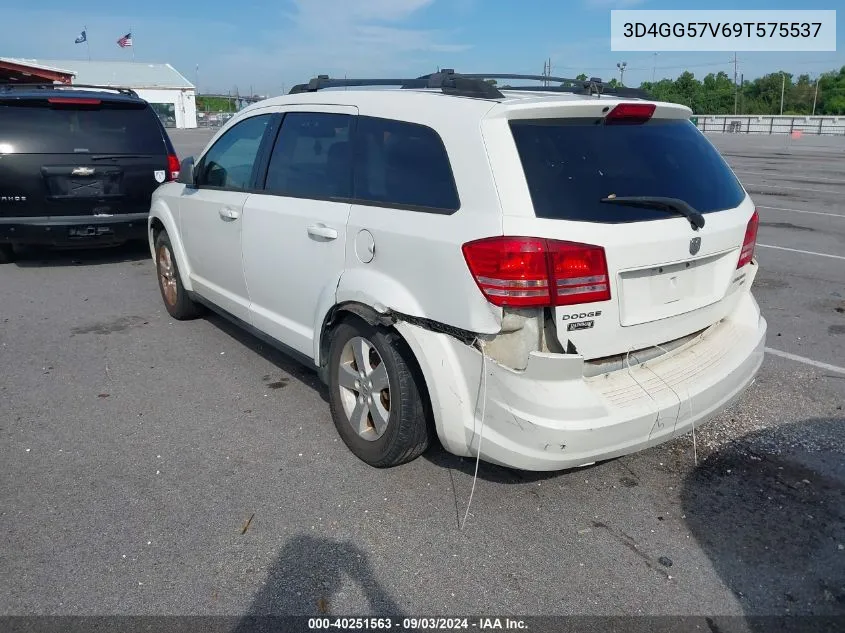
219 207 241 221
307 224 338 240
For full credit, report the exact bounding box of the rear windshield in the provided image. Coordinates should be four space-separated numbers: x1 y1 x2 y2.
509 118 745 223
0 101 166 155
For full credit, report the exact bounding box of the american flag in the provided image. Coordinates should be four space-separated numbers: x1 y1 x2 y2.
117 32 133 48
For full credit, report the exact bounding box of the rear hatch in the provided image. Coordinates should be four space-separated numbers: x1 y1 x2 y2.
479 99 757 360
0 94 174 218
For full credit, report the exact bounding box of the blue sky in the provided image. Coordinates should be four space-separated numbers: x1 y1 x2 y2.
1 0 841 95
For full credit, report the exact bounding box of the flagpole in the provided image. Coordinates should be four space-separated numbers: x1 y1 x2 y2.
85 25 90 61
131 26 135 62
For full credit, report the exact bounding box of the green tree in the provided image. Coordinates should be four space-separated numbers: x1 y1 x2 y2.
196 96 237 113
634 64 845 115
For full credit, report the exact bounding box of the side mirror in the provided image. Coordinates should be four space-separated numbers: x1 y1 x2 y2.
177 156 195 185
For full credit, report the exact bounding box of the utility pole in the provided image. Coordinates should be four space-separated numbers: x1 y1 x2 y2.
812 77 819 115
195 64 199 92
732 52 738 115
780 72 786 116
616 61 627 86
652 53 658 83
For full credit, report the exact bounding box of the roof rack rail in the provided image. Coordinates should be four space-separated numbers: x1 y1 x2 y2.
289 70 504 99
456 73 651 99
0 83 139 98
288 71 652 100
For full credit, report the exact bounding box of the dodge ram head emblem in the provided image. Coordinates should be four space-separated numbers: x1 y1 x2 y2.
689 237 701 255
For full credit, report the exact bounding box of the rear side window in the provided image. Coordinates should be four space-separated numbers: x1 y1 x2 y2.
264 112 352 199
0 100 166 155
509 118 745 223
354 116 459 212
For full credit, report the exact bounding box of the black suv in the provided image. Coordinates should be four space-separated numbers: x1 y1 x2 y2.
0 84 179 263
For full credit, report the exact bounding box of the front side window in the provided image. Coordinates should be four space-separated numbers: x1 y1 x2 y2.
264 112 352 199
196 114 271 190
353 116 460 212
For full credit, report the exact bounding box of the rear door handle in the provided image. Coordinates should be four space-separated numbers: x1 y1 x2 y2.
219 207 240 221
307 224 338 240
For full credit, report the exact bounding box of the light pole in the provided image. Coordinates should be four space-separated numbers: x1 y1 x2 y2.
617 61 627 86
779 72 786 116
812 77 819 115
652 53 658 83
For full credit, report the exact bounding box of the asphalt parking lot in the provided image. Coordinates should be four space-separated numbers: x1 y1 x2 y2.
1 128 843 622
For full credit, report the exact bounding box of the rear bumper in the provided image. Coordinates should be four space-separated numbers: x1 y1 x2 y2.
395 290 767 471
0 213 148 246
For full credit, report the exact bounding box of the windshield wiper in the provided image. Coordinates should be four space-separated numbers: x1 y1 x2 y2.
599 196 705 230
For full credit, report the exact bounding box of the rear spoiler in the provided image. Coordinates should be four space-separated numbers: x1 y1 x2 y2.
0 83 140 98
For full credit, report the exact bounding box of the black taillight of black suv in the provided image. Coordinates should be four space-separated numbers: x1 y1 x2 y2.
0 84 178 263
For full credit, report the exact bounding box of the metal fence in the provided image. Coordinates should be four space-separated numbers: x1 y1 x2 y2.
693 115 845 136
196 110 235 128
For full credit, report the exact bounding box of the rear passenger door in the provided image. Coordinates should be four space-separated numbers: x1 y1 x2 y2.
242 107 356 358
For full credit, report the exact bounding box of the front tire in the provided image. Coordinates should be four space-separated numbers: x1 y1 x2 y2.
155 231 203 320
328 319 432 467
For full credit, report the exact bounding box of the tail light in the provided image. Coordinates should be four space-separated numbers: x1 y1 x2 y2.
737 209 759 268
166 154 180 182
462 237 611 308
605 103 656 123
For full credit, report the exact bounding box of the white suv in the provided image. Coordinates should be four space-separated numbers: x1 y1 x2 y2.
148 72 766 471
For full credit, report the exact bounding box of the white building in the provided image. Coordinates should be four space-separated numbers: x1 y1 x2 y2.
0 58 197 129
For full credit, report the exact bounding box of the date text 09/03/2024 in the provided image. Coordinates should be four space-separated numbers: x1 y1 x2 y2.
307 617 528 630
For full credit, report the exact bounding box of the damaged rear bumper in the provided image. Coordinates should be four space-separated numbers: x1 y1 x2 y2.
395 291 767 471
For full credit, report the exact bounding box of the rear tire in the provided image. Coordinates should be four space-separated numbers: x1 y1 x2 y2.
0 244 16 264
154 231 203 320
327 319 432 467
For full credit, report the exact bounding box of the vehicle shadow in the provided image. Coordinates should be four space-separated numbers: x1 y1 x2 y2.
680 417 845 629
203 307 581 485
424 443 580 485
201 307 618 483
202 310 330 404
10 240 150 268
229 535 406 632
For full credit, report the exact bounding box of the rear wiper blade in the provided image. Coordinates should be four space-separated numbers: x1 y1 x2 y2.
90 154 153 160
599 196 705 230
